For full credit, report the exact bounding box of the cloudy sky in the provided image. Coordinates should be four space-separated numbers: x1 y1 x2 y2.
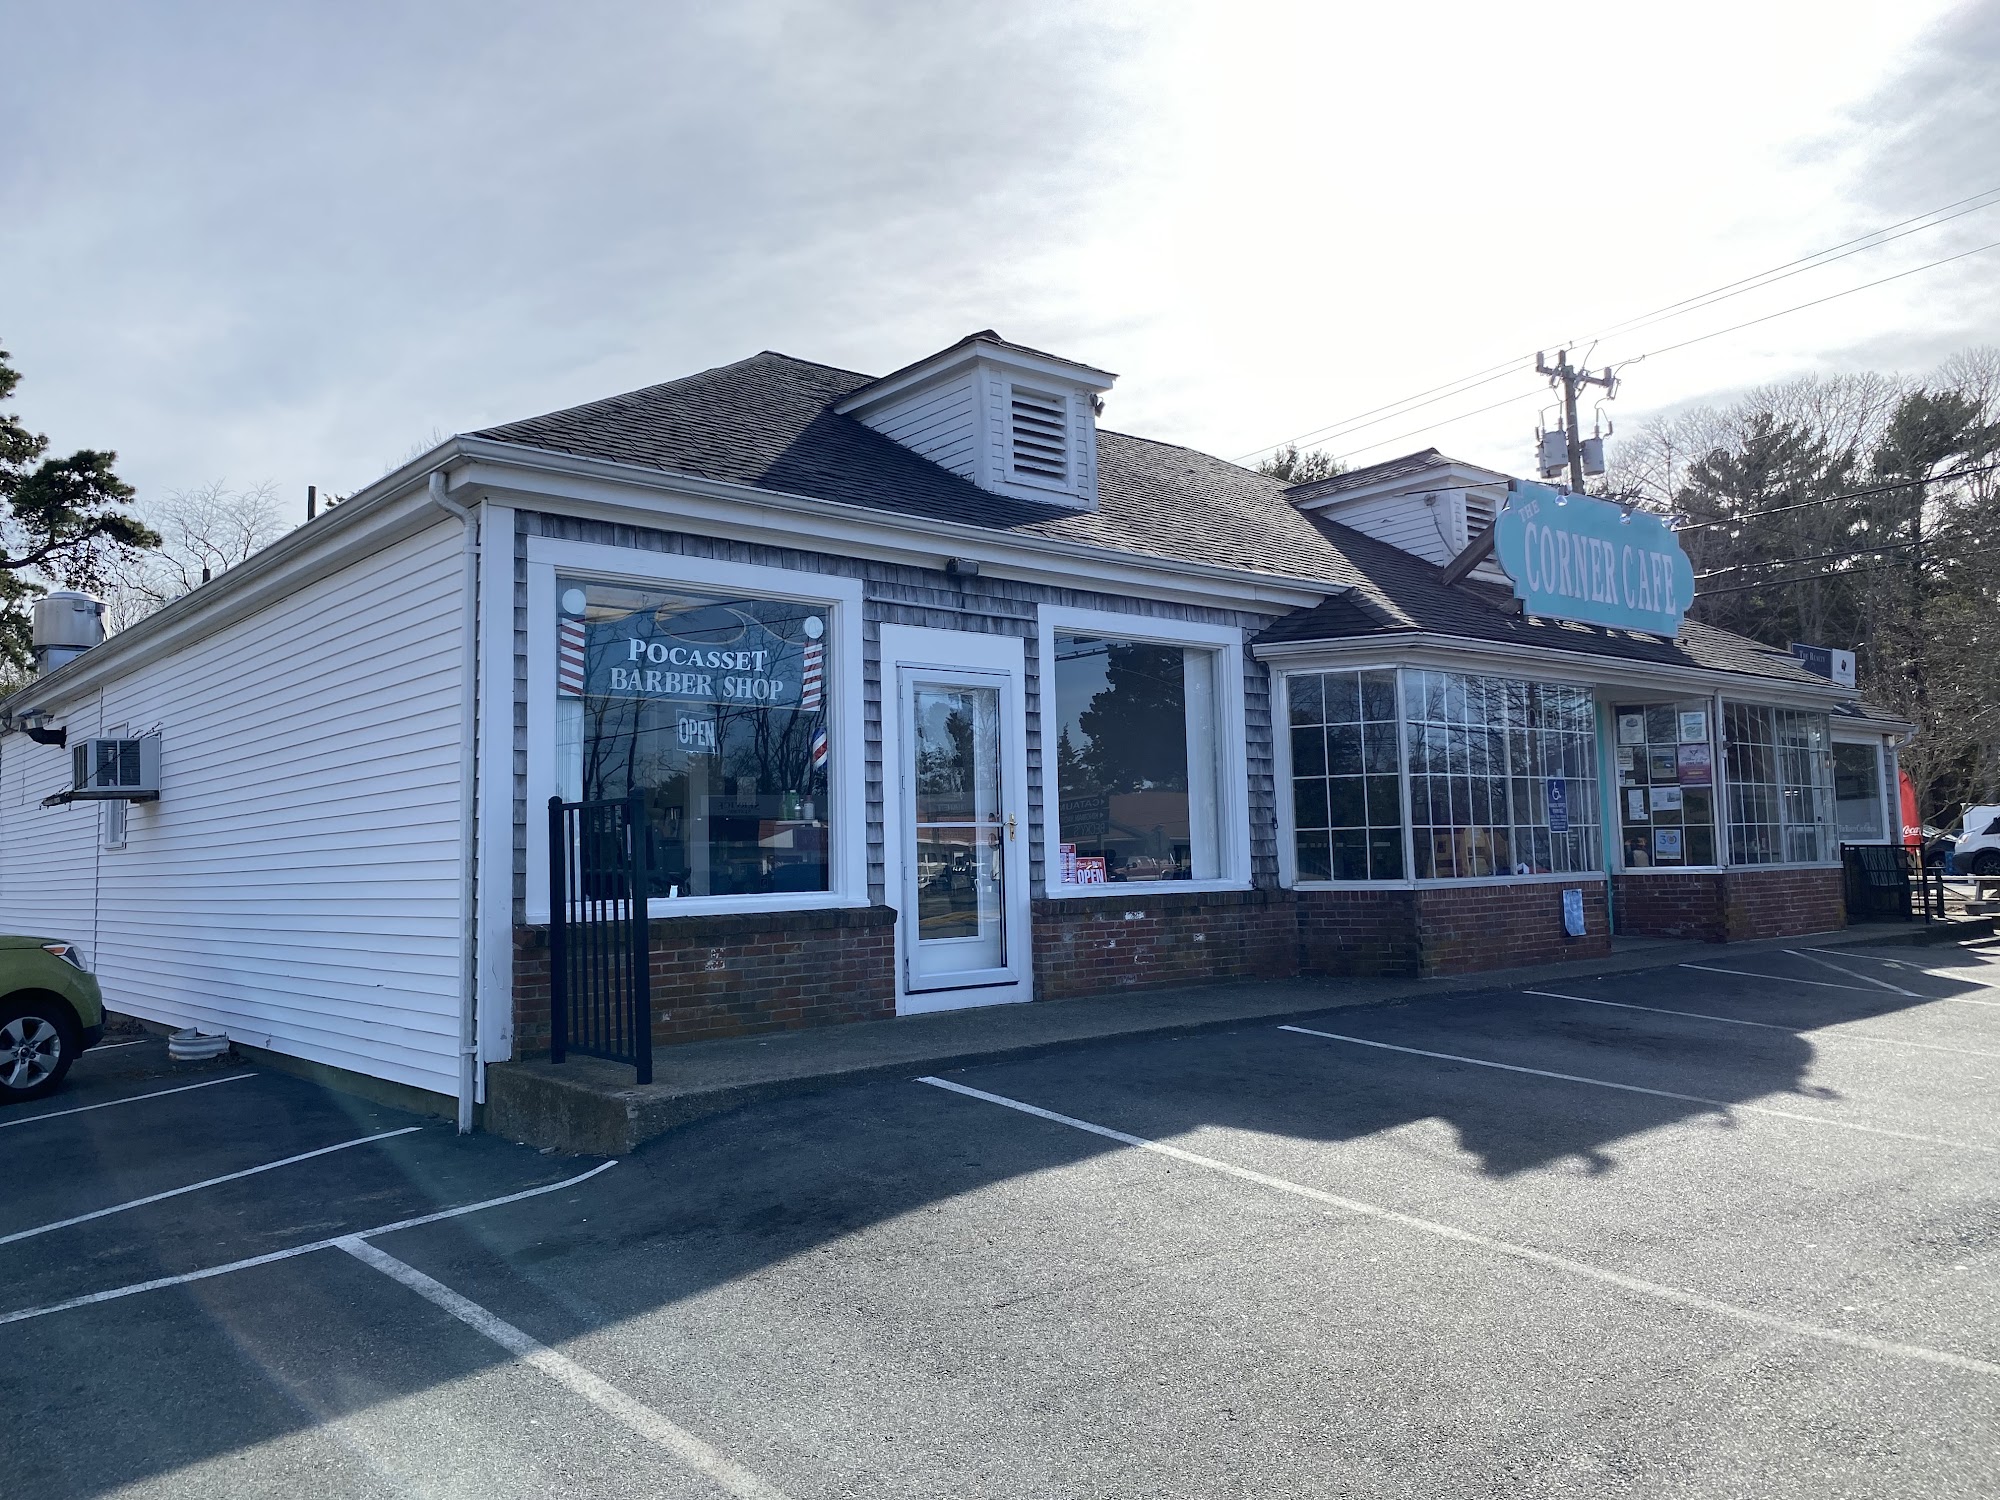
3 0 1996 518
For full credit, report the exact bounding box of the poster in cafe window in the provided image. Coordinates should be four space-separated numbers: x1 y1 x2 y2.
1676 743 1713 787
1617 713 1647 746
1678 709 1709 744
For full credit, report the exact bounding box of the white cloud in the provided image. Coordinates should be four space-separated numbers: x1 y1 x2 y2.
1 0 1991 511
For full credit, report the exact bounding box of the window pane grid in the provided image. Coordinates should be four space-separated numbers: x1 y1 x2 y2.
1288 668 1405 880
1404 670 1600 879
1613 699 1716 867
1724 703 1835 864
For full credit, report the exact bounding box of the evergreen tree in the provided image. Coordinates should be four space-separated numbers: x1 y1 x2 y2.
0 342 158 675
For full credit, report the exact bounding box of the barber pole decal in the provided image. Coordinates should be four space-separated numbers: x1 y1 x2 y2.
557 617 587 698
811 724 829 771
800 639 823 711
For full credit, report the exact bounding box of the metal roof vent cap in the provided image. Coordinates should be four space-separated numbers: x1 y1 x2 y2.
32 591 105 675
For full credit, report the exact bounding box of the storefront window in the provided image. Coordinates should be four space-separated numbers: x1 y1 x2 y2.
1405 671 1600 879
557 578 831 898
1833 741 1886 841
1724 704 1835 864
1288 668 1405 880
1051 634 1221 883
1612 700 1717 867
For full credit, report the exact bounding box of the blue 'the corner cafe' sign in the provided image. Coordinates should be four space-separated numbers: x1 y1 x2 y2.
1492 479 1695 638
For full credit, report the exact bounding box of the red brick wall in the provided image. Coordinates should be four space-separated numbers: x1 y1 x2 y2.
1720 866 1845 941
1612 872 1727 942
1613 867 1845 942
514 905 896 1055
1297 889 1421 977
1413 880 1611 974
1030 888 1298 1001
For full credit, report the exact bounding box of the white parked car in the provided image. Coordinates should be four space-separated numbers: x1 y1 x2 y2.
1954 804 2000 877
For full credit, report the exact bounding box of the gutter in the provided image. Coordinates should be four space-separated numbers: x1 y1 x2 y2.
427 470 482 1136
1252 629 1859 707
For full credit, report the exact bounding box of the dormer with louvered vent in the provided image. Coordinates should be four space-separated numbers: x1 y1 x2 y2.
1286 449 1511 585
835 331 1115 511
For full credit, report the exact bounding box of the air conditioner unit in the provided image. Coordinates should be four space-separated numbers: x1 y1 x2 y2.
70 735 161 801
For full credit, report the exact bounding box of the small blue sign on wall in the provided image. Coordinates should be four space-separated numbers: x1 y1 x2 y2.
1546 775 1569 833
1492 480 1695 638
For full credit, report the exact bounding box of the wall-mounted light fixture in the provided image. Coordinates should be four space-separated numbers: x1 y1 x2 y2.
944 557 981 580
17 709 65 747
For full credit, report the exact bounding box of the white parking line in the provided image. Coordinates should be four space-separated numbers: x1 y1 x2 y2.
85 1039 150 1052
1816 947 2000 1005
1521 990 2000 1061
1786 949 1921 996
340 1238 792 1500
1679 962 1876 993
0 1126 423 1247
916 1076 2000 1380
0 1161 618 1327
0 1072 254 1130
1277 1024 1999 1155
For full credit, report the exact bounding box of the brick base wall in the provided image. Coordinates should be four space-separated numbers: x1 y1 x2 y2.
1030 888 1298 1001
1413 880 1611 974
1611 873 1729 942
1612 867 1845 943
1719 866 1846 941
513 905 896 1055
1297 889 1421 977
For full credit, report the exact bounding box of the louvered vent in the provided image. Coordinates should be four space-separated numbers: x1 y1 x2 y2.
1009 386 1068 482
1464 493 1496 544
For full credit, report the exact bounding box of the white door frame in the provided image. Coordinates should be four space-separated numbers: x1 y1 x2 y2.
879 624 1033 1015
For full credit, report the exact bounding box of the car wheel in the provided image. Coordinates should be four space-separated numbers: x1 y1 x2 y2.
1972 851 2000 877
0 996 79 1103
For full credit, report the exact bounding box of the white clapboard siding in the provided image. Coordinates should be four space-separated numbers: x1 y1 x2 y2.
0 520 469 1098
1324 491 1456 565
854 373 978 478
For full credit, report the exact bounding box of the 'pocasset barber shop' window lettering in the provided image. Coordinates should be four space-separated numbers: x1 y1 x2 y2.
556 579 831 898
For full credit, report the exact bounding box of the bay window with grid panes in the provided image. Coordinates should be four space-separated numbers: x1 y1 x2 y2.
1612 700 1718 868
1287 668 1405 880
1723 703 1836 864
1404 671 1600 879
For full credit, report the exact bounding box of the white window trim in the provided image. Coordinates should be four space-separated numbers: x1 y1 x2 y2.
1606 693 1722 875
524 537 867 925
1037 604 1252 900
1718 698 1842 870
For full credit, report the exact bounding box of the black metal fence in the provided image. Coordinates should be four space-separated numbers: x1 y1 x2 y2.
548 792 653 1082
1842 842 1945 924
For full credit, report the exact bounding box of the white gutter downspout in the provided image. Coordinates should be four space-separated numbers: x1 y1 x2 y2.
428 470 481 1134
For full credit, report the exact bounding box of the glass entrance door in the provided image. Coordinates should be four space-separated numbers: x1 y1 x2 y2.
902 673 1019 992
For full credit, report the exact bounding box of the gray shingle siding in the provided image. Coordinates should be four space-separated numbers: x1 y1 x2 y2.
511 510 1285 915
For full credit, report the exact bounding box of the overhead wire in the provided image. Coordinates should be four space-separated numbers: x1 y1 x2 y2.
1235 183 2000 464
1695 544 2000 596
1672 461 2000 532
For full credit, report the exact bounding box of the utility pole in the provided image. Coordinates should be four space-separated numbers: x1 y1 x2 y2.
1536 350 1616 492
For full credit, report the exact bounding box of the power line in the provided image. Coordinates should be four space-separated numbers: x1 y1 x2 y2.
1672 461 2000 532
1288 232 2000 467
1693 544 2000 596
1610 237 2000 372
1584 188 2000 349
1234 183 2000 462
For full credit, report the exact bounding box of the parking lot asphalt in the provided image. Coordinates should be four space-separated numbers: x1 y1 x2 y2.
6 940 1998 1498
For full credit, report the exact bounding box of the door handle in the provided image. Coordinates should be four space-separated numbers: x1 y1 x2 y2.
1007 813 1017 841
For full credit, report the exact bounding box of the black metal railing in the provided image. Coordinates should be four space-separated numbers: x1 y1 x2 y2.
548 792 653 1082
1842 842 1940 924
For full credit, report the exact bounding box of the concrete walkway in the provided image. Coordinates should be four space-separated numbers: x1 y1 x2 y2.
483 917 1992 1154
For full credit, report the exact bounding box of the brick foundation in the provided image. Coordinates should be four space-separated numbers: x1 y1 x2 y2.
1612 867 1845 943
509 865 1834 1055
1030 888 1298 1001
1414 880 1611 973
1297 888 1421 976
513 905 896 1055
1298 881 1609 976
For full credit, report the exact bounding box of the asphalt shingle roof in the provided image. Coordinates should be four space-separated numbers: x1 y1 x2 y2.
474 350 1348 584
474 346 1849 693
1257 516 1845 688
